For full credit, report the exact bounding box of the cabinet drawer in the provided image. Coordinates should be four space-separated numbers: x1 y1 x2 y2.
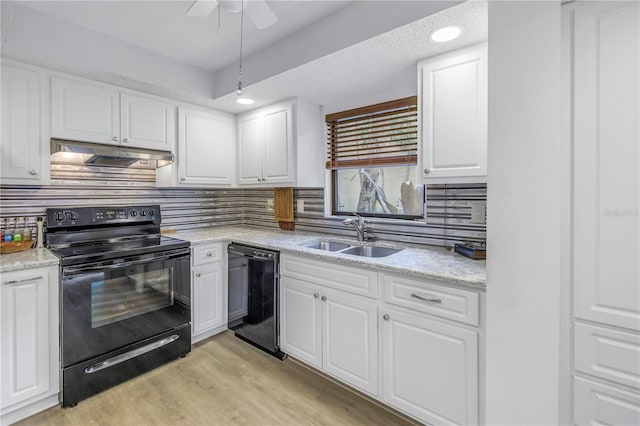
574 377 640 426
192 243 222 266
382 273 479 326
280 255 378 298
575 322 640 389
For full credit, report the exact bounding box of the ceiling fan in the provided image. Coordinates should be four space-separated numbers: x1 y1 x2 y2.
186 0 278 30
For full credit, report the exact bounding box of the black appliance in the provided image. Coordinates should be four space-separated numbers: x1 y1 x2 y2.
227 243 285 359
46 205 191 407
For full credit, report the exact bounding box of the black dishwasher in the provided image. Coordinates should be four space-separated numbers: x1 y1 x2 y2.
227 242 285 359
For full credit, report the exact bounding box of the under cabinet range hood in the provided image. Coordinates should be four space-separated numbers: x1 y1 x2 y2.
50 139 174 168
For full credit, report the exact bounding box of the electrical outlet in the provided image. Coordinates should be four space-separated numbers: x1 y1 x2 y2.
266 199 274 211
470 202 486 224
296 199 305 213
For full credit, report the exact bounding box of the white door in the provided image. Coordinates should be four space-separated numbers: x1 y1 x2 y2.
419 43 487 183
0 65 42 183
382 308 478 426
237 113 264 184
51 77 119 145
1 270 51 409
263 104 294 184
573 1 640 331
322 289 378 396
279 277 322 368
192 263 225 335
178 108 234 186
120 93 175 150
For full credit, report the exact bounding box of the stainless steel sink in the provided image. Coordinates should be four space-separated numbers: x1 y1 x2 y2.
302 240 352 252
340 245 403 258
301 239 403 258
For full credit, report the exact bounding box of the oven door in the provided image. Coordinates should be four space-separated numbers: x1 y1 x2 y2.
61 248 190 368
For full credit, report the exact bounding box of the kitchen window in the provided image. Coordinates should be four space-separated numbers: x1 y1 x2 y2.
326 96 424 219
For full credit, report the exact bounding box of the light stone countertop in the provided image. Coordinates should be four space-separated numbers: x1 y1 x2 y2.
173 226 486 290
0 248 59 273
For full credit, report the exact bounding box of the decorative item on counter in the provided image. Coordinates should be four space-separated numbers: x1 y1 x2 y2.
274 187 295 231
12 217 22 242
3 218 13 242
454 243 486 260
36 216 44 248
22 217 31 241
0 239 35 254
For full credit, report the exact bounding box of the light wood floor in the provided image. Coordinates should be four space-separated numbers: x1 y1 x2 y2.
20 331 416 426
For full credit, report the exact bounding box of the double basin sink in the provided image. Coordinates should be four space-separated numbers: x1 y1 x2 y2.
301 239 403 258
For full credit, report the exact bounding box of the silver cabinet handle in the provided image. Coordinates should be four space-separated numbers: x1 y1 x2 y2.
28 169 37 175
411 293 442 303
314 293 320 299
257 178 261 182
195 272 201 277
180 177 186 181
383 314 390 321
123 138 128 143
423 168 430 174
3 275 43 286
321 295 327 301
112 136 118 142
206 252 212 257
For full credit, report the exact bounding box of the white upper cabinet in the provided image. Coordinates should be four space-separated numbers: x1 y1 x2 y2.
237 99 324 187
418 43 487 183
573 1 639 332
52 76 175 150
120 93 175 150
238 101 294 185
1 64 46 184
157 107 234 187
51 77 119 145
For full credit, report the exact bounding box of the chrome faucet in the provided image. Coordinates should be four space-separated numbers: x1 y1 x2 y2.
342 214 370 242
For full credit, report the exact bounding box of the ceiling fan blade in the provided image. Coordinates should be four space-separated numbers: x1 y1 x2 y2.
186 0 219 18
246 0 277 30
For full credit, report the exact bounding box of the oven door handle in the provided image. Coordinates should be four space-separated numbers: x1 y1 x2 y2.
64 252 186 275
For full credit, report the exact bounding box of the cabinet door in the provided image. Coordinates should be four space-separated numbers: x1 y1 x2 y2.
419 43 487 183
51 77 119 145
237 113 264 184
263 104 294 184
574 377 640 426
322 289 378 396
177 108 234 186
573 2 639 331
0 65 42 183
279 277 322 368
382 308 478 425
120 93 175 151
1 270 51 409
192 262 225 336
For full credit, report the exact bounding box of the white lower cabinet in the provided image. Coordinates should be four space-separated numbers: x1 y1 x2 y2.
191 243 227 343
279 255 483 425
1 266 59 425
280 276 379 396
574 377 640 426
381 308 479 426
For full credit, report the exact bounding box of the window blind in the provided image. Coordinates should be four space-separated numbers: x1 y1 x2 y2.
326 96 418 170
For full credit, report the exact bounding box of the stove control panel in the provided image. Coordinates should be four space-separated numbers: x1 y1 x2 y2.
46 205 161 228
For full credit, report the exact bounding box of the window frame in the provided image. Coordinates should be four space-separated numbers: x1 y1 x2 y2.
326 96 424 221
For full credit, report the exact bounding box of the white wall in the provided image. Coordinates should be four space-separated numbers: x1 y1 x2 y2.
486 2 563 425
1 2 216 101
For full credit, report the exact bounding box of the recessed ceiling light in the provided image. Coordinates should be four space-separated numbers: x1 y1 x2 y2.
237 97 255 105
430 26 463 43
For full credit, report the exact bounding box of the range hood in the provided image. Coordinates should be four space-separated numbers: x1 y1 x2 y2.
50 139 174 168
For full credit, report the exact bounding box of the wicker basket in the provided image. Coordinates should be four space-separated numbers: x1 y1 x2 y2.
0 240 35 254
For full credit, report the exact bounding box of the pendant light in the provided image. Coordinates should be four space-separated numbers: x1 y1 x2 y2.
236 0 254 105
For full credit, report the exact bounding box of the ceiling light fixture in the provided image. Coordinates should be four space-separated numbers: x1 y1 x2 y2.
235 0 254 105
430 26 463 43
